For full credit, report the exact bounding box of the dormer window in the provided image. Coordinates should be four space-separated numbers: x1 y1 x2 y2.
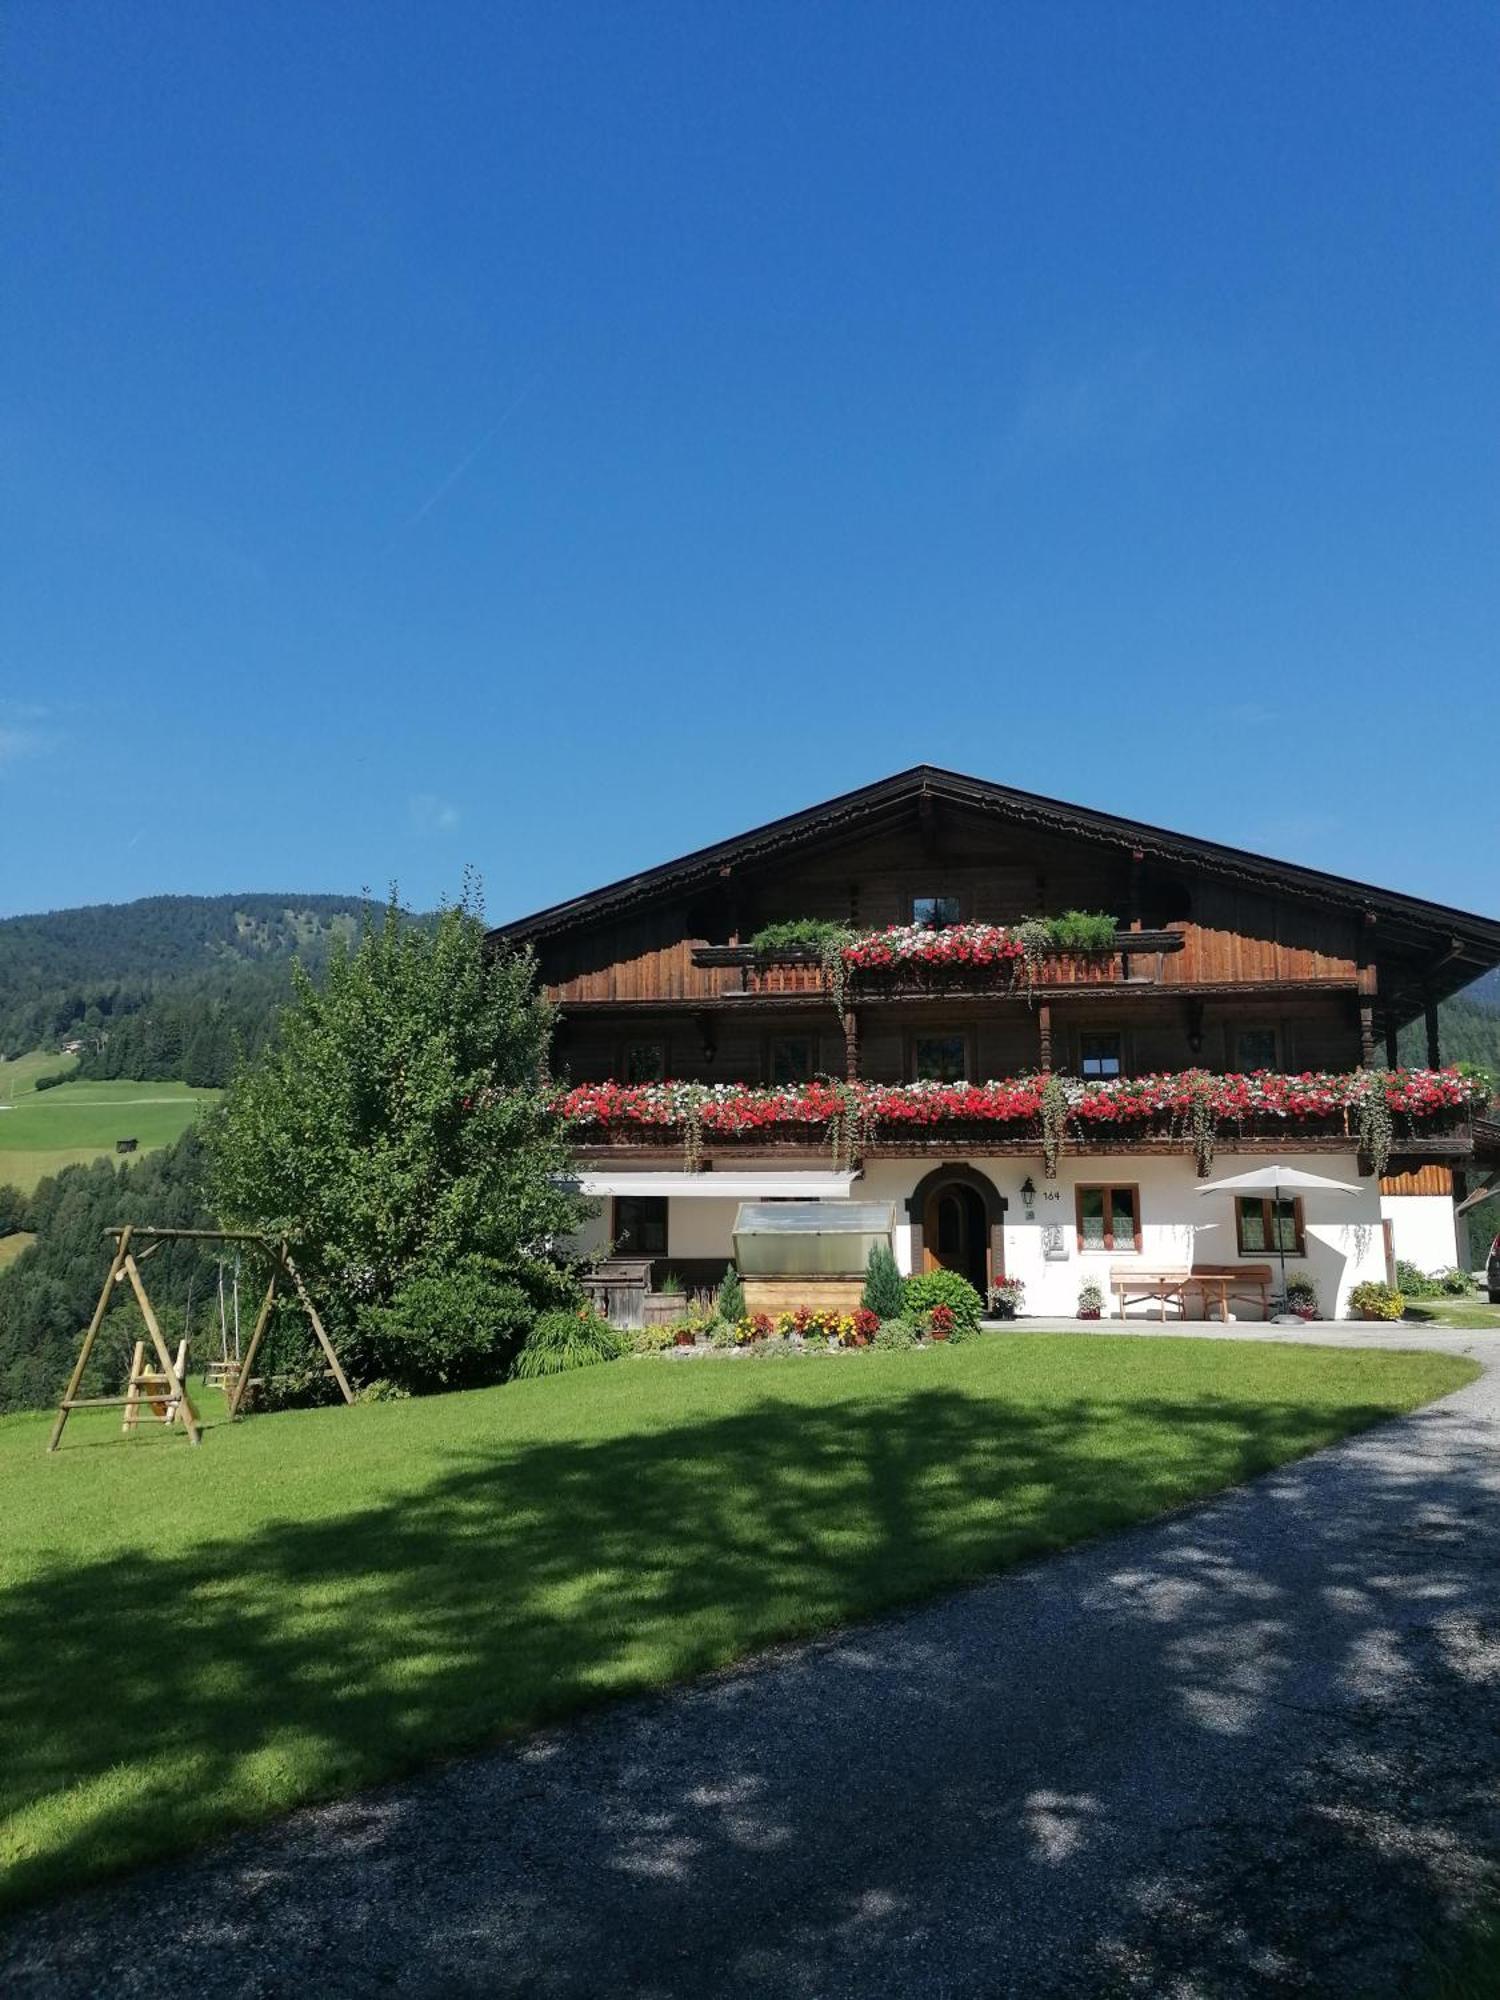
912 895 960 929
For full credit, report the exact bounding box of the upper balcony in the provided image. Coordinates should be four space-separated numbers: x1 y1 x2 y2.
691 924 1185 1002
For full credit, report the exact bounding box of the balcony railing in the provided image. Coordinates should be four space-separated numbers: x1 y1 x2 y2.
557 1070 1485 1177
692 930 1185 998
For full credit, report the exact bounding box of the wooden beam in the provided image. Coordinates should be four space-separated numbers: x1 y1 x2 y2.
49 1228 131 1452
842 1007 861 1082
228 1266 280 1418
280 1245 355 1406
1038 1001 1053 1073
123 1254 201 1445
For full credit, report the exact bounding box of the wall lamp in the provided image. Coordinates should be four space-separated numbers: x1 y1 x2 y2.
1020 1176 1037 1214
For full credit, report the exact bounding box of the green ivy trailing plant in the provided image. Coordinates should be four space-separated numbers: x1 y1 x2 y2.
1016 918 1055 1000
1184 1070 1220 1177
1356 1076 1396 1178
1039 1070 1071 1177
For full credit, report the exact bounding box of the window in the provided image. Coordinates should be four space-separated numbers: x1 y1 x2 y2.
913 1033 968 1082
1075 1184 1141 1253
614 1195 667 1255
624 1041 665 1084
1236 1196 1304 1257
1080 1031 1123 1080
769 1036 814 1085
1233 1027 1279 1073
912 895 961 929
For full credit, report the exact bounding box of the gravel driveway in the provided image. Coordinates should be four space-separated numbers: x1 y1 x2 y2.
6 1326 1500 1998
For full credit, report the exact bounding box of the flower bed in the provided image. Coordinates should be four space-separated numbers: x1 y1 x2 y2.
556 1068 1489 1176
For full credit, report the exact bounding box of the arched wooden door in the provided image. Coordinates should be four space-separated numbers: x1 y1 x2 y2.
922 1182 990 1294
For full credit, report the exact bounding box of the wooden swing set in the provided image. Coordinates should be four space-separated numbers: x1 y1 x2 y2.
47 1225 354 1452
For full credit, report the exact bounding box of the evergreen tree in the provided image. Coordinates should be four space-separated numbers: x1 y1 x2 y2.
862 1241 907 1319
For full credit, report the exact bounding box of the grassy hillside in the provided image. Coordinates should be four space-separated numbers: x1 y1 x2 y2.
0 1054 217 1194
0 1334 1476 1914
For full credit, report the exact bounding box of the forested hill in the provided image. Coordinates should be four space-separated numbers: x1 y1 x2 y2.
0 893 384 1081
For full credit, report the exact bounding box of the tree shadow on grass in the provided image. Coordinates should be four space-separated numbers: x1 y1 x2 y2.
3 1378 1499 1995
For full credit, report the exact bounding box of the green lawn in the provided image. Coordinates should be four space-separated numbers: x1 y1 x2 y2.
0 1058 219 1193
0 1334 1476 1914
1404 1298 1500 1333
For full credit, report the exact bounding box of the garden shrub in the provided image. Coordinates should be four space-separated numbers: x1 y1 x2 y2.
629 1322 677 1354
903 1268 984 1334
861 1241 907 1320
1438 1266 1474 1296
512 1306 627 1378
354 1378 411 1403
1395 1259 1439 1299
352 1255 542 1390
874 1317 917 1350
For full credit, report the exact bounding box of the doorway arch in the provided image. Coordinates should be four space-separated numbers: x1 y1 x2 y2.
905 1164 1007 1296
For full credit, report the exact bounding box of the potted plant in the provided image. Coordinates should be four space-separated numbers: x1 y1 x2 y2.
1349 1280 1405 1322
1077 1281 1104 1322
926 1303 955 1341
987 1277 1025 1321
671 1319 696 1348
851 1307 879 1346
1282 1273 1319 1322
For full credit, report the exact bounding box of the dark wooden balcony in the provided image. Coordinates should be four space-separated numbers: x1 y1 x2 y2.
691 930 1185 999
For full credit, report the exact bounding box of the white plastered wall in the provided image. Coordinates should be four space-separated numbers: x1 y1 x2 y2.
563 1150 1388 1319
1380 1195 1459 1277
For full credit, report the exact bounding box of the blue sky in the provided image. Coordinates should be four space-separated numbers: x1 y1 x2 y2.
3 1 1496 924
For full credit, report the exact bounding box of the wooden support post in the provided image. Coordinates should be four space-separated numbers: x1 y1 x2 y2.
1425 991 1442 1070
842 1007 861 1083
227 1263 280 1417
280 1244 355 1405
1038 1001 1053 1074
49 1227 131 1452
1359 1001 1376 1071
123 1254 201 1444
1357 946 1378 1071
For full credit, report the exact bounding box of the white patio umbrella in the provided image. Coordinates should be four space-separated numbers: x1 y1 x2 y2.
1196 1162 1361 1319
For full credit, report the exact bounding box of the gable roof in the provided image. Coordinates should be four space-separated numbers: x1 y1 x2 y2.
489 765 1500 998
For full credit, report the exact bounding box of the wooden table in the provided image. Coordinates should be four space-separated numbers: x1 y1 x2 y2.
1185 1263 1275 1322
1110 1266 1191 1322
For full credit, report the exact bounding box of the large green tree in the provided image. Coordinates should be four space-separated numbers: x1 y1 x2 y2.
208 892 588 1389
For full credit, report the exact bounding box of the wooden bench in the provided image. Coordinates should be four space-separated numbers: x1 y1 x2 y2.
1186 1263 1275 1322
1111 1266 1191 1322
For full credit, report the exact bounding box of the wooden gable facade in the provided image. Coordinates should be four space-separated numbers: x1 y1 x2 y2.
491 767 1500 1098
